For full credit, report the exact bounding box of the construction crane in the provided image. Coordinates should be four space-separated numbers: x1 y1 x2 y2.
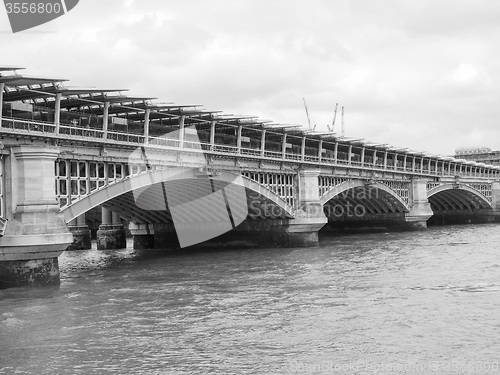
302 98 315 131
327 103 338 132
341 106 345 137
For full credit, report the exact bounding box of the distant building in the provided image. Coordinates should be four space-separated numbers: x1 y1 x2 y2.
455 147 500 165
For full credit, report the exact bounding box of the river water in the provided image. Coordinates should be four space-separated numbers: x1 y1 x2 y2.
1 224 499 374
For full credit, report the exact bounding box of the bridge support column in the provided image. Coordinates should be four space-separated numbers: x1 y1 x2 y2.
0 146 72 289
67 214 91 250
492 181 500 219
129 223 155 249
404 178 434 229
97 208 126 250
293 168 328 244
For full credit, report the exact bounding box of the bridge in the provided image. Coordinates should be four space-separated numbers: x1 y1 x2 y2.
1 66 499 288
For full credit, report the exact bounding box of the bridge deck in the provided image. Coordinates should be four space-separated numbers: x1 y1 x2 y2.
1 116 499 181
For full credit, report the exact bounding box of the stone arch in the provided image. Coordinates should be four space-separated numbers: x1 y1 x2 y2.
61 168 295 223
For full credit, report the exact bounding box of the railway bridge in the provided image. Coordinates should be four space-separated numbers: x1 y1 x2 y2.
1 66 499 288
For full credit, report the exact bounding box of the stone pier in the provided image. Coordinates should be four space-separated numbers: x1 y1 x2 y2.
129 223 155 249
97 207 126 250
67 214 91 250
0 146 72 288
404 178 434 229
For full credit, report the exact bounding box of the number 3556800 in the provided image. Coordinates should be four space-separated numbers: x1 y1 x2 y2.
5 2 62 14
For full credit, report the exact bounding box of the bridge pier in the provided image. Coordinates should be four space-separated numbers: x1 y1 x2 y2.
404 178 434 229
0 146 72 289
492 181 500 215
97 208 126 250
67 214 91 250
129 223 155 249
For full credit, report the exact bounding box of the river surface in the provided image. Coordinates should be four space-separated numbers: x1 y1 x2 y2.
1 224 500 374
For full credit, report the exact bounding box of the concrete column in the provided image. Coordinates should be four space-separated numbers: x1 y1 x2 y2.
67 213 91 250
348 145 353 164
102 101 110 139
210 120 216 148
301 136 306 161
0 146 72 289
129 223 155 249
97 207 126 250
373 150 377 166
0 82 4 127
405 178 434 229
492 181 500 211
412 156 416 172
428 159 432 173
334 142 339 162
383 151 388 169
318 140 323 163
420 158 424 172
143 108 150 144
394 153 398 169
112 211 121 225
54 93 62 134
403 154 407 171
178 115 185 148
260 129 266 156
361 147 365 165
102 206 111 225
237 125 242 154
294 168 328 245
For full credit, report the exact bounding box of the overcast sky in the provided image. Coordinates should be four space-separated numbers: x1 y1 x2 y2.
1 0 500 155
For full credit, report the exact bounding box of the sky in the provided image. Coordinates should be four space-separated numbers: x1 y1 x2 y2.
1 0 500 155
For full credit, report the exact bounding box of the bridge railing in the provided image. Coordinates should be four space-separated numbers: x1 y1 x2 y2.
1 117 57 133
148 136 180 148
59 125 104 139
1 116 498 179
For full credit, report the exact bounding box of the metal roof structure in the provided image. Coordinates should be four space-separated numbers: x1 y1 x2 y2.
1 66 495 168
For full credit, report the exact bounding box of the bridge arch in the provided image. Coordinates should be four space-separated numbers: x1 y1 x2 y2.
427 184 493 211
61 168 295 223
320 180 410 215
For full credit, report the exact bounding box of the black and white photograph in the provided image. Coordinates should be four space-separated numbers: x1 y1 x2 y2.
1 1 499 374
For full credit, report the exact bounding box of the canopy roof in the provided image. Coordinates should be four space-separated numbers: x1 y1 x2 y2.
0 66 476 162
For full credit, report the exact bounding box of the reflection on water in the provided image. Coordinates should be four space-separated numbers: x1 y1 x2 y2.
1 224 500 374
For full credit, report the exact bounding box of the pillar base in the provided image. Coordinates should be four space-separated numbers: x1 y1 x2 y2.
0 257 60 289
404 201 434 230
97 225 126 250
129 223 155 249
67 226 92 250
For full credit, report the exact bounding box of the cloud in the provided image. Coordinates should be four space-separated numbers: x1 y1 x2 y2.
1 0 500 154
